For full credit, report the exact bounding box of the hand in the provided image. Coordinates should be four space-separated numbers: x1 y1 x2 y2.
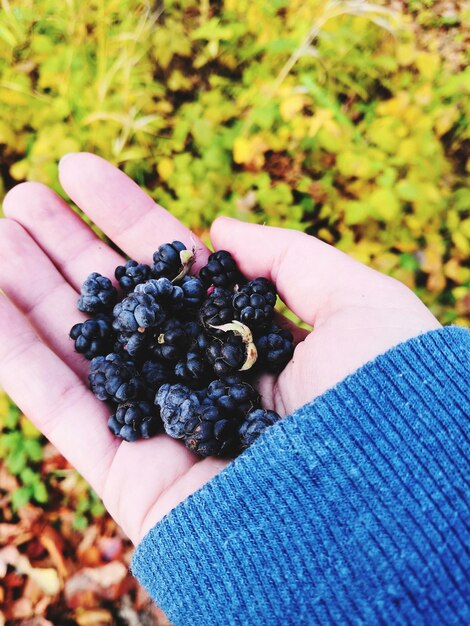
0 153 440 544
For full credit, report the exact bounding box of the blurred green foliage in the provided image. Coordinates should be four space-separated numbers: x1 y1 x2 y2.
0 0 469 508
0 392 47 510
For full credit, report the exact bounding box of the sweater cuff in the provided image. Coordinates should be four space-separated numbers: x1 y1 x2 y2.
132 326 470 626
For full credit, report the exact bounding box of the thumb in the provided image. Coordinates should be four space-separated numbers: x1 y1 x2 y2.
210 217 388 326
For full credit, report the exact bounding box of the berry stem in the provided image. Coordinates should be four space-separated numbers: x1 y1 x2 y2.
209 320 258 371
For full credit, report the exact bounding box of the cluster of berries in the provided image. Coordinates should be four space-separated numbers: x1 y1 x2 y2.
70 242 294 457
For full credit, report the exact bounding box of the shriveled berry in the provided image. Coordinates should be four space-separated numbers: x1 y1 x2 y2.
114 329 148 357
155 383 202 438
89 353 144 403
239 408 281 448
142 360 173 390
112 292 165 333
183 404 241 458
77 272 117 314
135 278 184 312
108 400 162 441
115 260 151 292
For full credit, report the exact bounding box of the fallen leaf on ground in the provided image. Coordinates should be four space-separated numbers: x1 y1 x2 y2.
74 608 114 625
0 545 61 595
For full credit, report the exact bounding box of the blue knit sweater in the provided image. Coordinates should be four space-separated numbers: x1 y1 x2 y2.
132 327 470 625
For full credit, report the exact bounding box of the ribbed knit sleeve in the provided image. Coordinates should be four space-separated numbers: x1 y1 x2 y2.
131 326 470 625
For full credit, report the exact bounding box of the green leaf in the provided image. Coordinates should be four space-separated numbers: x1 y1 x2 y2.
32 480 48 503
11 486 33 511
5 405 20 429
24 438 44 462
90 498 106 518
400 252 420 272
20 467 37 485
72 514 88 531
7 448 27 475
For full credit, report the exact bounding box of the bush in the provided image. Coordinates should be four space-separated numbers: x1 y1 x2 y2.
0 1 468 499
0 0 468 324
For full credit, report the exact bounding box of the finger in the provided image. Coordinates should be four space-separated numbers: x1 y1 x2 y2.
0 294 119 494
272 310 309 345
0 220 89 380
210 217 389 326
58 152 210 270
2 181 125 291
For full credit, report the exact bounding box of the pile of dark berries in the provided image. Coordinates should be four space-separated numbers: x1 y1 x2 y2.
70 242 294 457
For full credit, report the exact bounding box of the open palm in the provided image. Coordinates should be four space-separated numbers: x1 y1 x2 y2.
0 153 439 545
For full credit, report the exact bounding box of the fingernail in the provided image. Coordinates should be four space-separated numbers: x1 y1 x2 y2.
59 153 78 168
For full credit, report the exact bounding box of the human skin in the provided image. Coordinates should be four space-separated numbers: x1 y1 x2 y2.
0 152 440 545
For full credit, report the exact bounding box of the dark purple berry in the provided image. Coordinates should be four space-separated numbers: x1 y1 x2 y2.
239 408 281 448
183 404 241 458
207 375 261 419
152 241 188 280
115 260 151 292
112 292 165 333
89 353 144 403
70 315 114 360
199 250 244 289
135 278 184 312
255 323 294 373
77 272 117 314
206 334 246 376
155 383 202 439
108 400 162 441
199 287 234 332
233 277 276 328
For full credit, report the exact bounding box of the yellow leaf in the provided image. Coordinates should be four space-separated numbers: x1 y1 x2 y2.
444 259 470 283
396 43 416 66
20 415 41 437
427 272 446 293
0 390 9 418
421 245 443 275
75 610 113 626
337 151 377 179
344 201 370 225
414 83 432 106
280 94 305 121
28 566 61 596
369 188 401 221
233 136 251 164
0 546 61 595
393 267 416 290
158 157 174 181
375 253 398 273
308 109 333 137
377 92 409 116
0 120 14 145
434 106 459 137
452 232 469 255
397 138 419 162
10 160 28 181
368 118 401 153
416 52 440 79
233 135 267 167
461 219 470 238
